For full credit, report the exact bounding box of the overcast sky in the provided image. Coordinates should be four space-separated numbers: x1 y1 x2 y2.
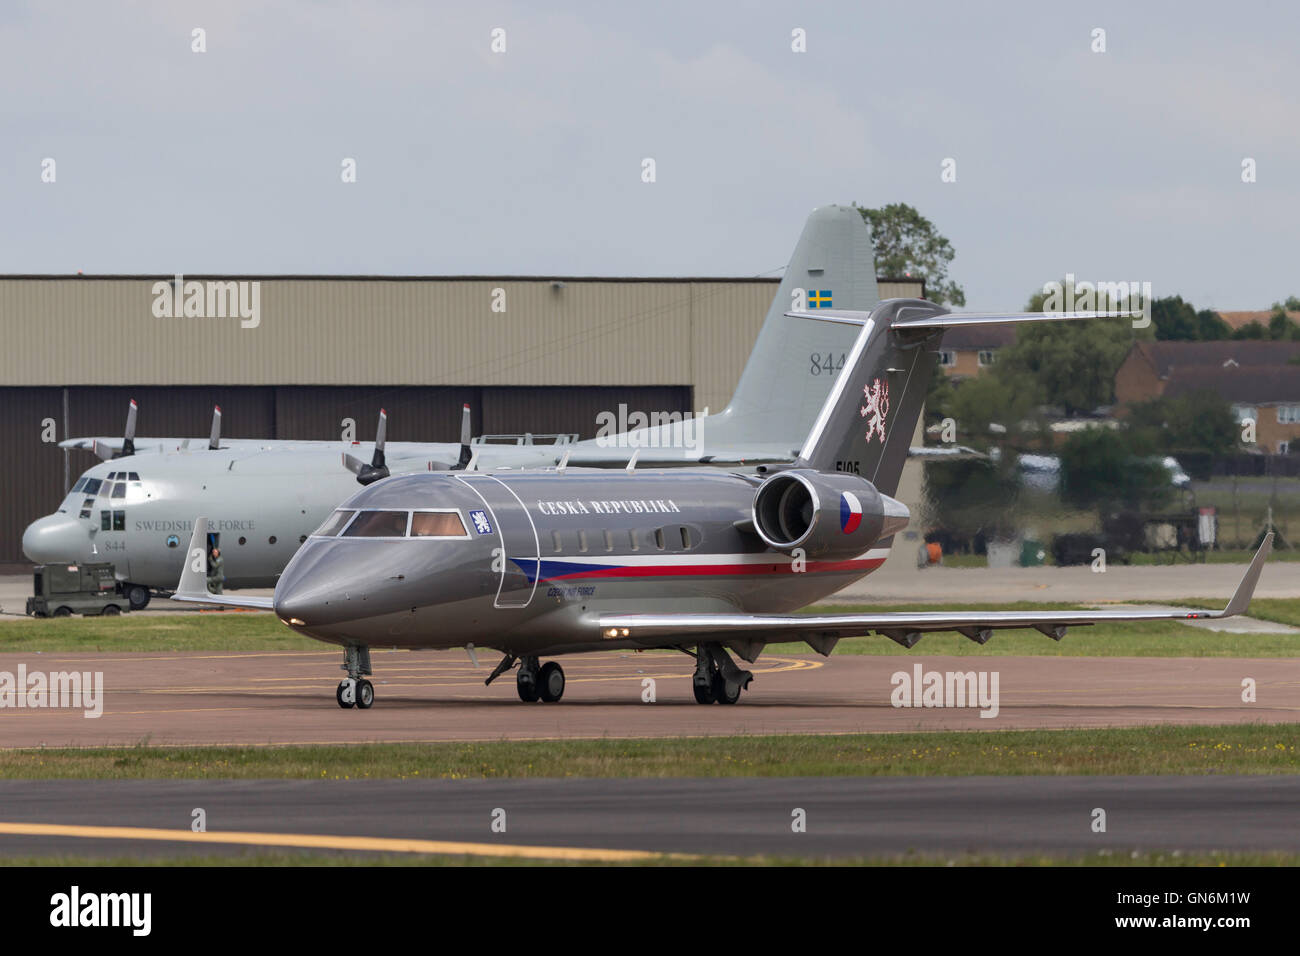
3 1 1297 309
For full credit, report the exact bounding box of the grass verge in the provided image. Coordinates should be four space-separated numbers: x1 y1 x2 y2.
2 725 1296 779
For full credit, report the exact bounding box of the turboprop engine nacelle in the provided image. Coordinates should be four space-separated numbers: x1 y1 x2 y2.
751 469 910 559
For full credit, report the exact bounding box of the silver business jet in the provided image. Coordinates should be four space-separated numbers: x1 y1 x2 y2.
172 299 1275 708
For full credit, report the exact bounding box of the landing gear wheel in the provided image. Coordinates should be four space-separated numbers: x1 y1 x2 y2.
336 679 357 709
693 682 715 705
712 673 742 705
355 679 375 709
517 675 540 702
538 662 565 702
125 585 150 610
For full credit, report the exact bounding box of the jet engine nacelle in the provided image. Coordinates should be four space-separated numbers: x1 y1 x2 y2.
751 469 909 559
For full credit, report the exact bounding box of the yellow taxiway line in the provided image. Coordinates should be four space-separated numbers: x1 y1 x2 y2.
0 821 695 862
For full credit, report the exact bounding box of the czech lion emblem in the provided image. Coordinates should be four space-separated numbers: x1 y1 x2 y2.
860 378 889 444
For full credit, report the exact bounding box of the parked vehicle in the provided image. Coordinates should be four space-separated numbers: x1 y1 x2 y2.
25 563 126 617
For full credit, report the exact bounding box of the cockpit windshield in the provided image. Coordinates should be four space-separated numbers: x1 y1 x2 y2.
411 511 468 537
312 508 471 539
342 510 410 537
313 510 356 536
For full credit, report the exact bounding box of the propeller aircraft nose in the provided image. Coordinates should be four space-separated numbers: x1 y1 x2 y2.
22 514 93 564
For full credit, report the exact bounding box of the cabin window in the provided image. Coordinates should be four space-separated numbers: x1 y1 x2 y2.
410 511 468 538
343 510 410 538
112 511 125 531
628 530 639 551
100 511 111 531
128 472 140 481
313 509 356 537
679 526 691 549
111 482 126 499
654 528 665 550
72 478 87 493
603 530 614 552
82 478 102 496
551 530 562 553
577 530 589 553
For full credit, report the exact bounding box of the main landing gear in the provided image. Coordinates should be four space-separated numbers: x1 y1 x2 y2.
484 654 566 702
515 655 565 703
692 643 753 705
337 645 374 710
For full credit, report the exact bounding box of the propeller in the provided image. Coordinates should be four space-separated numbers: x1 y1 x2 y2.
343 409 389 485
451 403 473 470
208 405 222 450
97 399 138 460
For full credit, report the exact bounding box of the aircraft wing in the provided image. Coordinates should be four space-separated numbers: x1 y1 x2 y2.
596 535 1272 651
167 517 276 611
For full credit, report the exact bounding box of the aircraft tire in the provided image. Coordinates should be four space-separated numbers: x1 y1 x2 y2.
517 676 540 702
336 679 356 709
355 679 375 709
712 673 742 705
538 662 565 702
125 585 151 610
693 682 715 705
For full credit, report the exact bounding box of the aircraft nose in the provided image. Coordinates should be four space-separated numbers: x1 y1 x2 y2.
273 541 347 627
22 514 91 564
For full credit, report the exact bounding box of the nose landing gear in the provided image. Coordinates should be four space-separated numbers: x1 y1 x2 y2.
337 645 374 710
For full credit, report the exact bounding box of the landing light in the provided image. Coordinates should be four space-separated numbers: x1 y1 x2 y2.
288 618 306 627
605 628 619 638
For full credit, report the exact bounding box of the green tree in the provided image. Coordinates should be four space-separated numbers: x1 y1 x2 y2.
1125 390 1239 456
1285 295 1300 312
994 282 1138 414
1232 321 1268 340
1267 304 1300 340
1150 295 1231 340
853 203 965 305
945 370 1043 449
1059 429 1173 511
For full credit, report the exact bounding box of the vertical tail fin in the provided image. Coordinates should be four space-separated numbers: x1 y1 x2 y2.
689 205 879 452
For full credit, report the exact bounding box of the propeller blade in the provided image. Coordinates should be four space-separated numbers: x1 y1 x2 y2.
352 409 390 485
452 403 473 470
93 439 114 461
208 405 222 450
343 453 364 475
116 399 138 458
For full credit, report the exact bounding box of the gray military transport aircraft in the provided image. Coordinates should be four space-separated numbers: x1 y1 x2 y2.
170 298 1275 708
23 204 884 603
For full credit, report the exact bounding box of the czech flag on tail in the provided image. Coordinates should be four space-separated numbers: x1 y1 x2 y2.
840 492 863 534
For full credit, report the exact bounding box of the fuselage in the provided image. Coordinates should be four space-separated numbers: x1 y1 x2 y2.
273 470 892 657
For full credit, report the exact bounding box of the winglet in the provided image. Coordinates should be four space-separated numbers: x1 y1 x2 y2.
176 517 212 597
1220 533 1273 618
